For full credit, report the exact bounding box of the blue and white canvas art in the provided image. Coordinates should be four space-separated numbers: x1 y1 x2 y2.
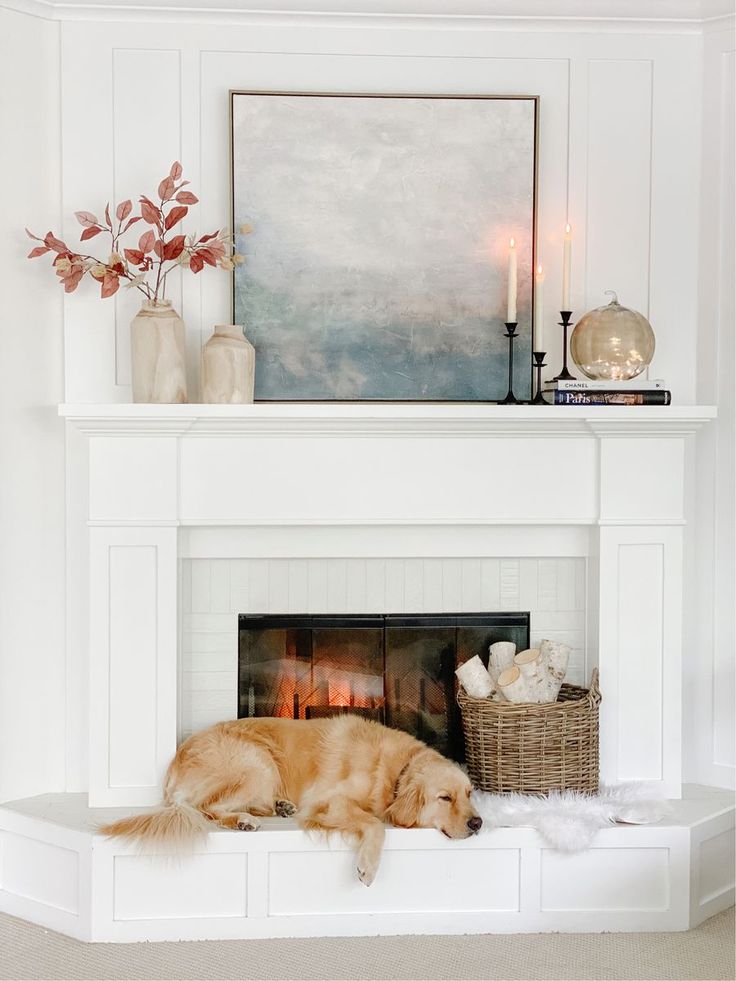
231 93 537 401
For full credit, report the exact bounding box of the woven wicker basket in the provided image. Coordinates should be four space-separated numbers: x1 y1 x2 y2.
457 669 601 795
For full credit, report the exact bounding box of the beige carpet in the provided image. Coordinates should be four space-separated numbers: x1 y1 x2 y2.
0 908 733 981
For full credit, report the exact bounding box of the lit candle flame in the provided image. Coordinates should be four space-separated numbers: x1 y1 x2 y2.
509 236 515 248
537 263 543 276
565 223 572 235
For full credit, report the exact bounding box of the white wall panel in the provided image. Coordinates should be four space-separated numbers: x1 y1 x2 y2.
89 436 178 522
599 438 685 523
698 829 736 906
616 544 664 781
598 526 683 794
711 49 735 778
113 853 247 919
57 21 704 405
108 546 159 787
0 8 66 804
180 436 597 524
541 848 669 911
0 833 79 915
692 23 735 790
268 847 519 914
90 527 178 804
586 60 652 318
112 49 182 388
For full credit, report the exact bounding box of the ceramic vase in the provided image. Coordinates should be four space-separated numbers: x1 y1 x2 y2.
130 299 188 404
201 325 255 404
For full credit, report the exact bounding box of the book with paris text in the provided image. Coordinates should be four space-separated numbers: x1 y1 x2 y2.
553 390 671 405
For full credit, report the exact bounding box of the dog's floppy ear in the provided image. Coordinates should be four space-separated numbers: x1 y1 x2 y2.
386 774 424 828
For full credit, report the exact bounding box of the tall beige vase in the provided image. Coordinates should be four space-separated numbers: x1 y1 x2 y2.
201 325 255 403
130 299 188 403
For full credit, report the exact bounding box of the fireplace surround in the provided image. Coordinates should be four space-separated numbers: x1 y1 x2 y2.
57 401 715 805
62 404 712 806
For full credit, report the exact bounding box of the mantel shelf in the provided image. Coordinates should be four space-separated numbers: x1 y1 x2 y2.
59 402 717 437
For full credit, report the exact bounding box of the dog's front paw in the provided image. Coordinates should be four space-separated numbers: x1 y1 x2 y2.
236 814 261 832
356 831 383 887
357 863 377 887
275 799 297 817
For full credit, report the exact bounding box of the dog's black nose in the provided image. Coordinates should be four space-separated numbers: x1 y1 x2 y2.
467 816 482 834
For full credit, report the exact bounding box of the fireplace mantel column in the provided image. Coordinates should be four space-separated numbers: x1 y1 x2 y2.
593 422 687 797
88 436 180 806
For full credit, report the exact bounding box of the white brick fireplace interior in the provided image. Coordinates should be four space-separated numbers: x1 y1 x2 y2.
181 556 588 740
0 0 734 948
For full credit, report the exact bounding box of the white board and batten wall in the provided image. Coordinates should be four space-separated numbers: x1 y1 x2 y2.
0 6 66 804
691 15 736 791
0 0 733 803
59 11 702 405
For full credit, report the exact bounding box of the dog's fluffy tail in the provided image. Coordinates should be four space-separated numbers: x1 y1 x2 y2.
98 800 210 848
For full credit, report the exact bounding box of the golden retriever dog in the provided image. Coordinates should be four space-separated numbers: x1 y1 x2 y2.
100 714 482 885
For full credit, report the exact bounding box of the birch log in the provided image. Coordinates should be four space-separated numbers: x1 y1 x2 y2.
496 665 535 704
539 639 571 701
540 639 571 686
456 655 493 699
489 641 516 673
487 641 517 701
513 648 552 702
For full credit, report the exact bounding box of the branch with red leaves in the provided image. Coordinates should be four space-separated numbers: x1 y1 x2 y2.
26 161 246 301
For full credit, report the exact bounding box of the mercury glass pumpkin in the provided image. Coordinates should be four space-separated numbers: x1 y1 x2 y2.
570 291 655 381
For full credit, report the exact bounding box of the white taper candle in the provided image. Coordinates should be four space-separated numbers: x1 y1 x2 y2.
507 237 517 323
562 223 572 310
534 263 545 350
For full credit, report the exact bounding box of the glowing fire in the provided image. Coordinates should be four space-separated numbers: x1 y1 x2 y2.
327 669 379 710
267 663 383 718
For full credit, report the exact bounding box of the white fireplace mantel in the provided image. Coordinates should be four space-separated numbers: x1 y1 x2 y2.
60 402 714 437
60 403 715 808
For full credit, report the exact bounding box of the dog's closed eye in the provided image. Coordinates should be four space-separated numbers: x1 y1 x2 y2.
438 794 452 802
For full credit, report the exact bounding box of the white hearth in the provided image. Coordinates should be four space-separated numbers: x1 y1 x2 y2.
1 403 733 942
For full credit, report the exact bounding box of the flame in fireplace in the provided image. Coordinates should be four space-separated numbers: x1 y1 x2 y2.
327 669 381 710
265 662 383 718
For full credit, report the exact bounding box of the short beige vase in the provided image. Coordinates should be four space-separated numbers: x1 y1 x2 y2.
201 325 255 404
130 299 188 404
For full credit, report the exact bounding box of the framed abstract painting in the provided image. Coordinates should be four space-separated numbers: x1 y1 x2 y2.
231 91 538 402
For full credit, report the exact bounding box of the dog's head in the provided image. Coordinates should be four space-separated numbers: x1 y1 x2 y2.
386 752 482 839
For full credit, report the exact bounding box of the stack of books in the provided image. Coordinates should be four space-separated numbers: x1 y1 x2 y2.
547 378 671 405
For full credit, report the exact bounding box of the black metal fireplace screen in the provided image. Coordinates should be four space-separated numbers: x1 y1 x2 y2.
238 613 529 762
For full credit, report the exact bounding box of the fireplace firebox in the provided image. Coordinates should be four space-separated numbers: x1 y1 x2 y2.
238 613 529 761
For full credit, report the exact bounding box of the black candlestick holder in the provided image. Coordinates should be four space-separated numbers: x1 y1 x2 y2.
499 322 520 404
549 310 576 382
532 352 550 404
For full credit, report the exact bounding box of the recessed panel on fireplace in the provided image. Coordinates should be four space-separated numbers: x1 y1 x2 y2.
238 613 529 761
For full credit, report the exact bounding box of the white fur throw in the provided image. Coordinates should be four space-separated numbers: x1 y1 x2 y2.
473 783 670 851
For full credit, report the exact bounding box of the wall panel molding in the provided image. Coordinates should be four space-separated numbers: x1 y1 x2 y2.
89 527 177 805
60 21 703 404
